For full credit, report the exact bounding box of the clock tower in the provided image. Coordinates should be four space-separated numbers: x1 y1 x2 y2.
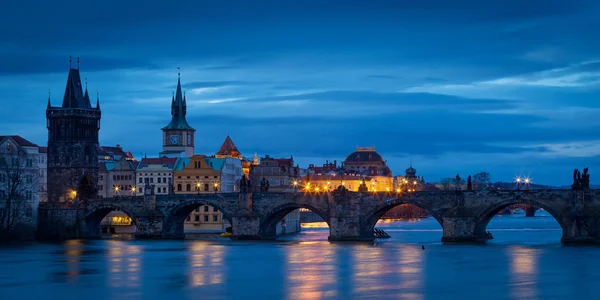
160 72 195 157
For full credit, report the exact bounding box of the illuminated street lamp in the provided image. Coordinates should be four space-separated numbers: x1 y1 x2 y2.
196 182 201 194
114 186 120 197
69 190 77 202
131 186 136 195
213 182 219 193
516 177 521 190
292 180 298 192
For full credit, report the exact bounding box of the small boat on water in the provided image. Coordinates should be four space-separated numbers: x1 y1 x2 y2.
220 232 232 237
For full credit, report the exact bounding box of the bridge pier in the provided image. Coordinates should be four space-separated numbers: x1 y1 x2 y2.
524 205 536 217
230 214 263 240
329 217 362 241
135 214 165 239
441 216 486 243
560 216 599 244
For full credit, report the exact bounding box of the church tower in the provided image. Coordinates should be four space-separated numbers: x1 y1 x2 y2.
46 59 101 202
160 72 195 157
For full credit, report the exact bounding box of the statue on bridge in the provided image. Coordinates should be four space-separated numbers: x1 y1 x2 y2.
572 168 591 190
455 174 462 191
260 177 270 192
358 180 369 193
239 175 253 193
467 175 472 192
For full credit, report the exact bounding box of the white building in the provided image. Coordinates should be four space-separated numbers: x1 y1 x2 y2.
135 157 178 195
0 136 43 233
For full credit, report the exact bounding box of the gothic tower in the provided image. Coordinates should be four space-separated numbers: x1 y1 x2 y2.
160 72 195 157
46 60 101 202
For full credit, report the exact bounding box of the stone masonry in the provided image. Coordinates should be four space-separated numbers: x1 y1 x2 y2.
38 188 600 244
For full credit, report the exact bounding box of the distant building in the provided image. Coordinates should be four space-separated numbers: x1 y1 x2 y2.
97 157 138 198
394 165 425 191
46 66 101 203
135 157 177 195
174 155 242 231
98 145 135 162
250 155 300 192
214 135 257 177
38 147 47 203
0 136 44 230
160 73 195 158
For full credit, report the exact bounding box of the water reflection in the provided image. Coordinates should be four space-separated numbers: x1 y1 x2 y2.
107 240 141 289
188 242 225 287
508 246 539 299
286 243 336 299
352 245 424 299
64 239 83 282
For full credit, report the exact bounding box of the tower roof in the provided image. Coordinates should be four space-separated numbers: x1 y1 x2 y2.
61 68 93 109
162 73 195 131
216 135 241 156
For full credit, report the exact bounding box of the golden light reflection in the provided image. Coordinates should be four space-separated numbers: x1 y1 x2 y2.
286 244 336 300
108 240 141 288
188 242 226 287
352 245 424 299
508 246 539 299
64 239 82 282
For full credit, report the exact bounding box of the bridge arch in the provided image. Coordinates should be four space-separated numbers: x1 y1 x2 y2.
163 196 233 239
85 203 138 237
475 195 566 238
362 197 444 239
260 202 330 239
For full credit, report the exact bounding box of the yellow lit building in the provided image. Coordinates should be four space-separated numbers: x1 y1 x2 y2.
174 154 242 231
302 173 394 192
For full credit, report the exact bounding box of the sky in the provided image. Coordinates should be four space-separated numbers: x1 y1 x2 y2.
1 0 599 185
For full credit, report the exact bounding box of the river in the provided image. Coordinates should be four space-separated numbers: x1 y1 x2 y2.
1 211 599 300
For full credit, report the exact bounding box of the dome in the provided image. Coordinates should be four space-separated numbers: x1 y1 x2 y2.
345 147 384 163
406 166 417 175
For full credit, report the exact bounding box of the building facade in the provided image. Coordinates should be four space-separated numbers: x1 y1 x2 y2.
250 155 300 192
160 73 195 158
0 136 43 232
46 66 101 202
97 157 138 198
135 157 177 196
174 155 243 231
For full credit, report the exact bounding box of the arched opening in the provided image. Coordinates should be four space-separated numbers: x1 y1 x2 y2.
85 206 137 238
78 173 97 201
261 204 330 240
476 200 563 244
164 201 231 239
363 199 443 242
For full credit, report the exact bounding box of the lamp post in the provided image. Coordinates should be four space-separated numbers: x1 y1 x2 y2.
196 182 201 194
524 178 531 190
213 182 219 193
516 177 521 191
114 186 119 197
131 186 136 195
292 180 298 192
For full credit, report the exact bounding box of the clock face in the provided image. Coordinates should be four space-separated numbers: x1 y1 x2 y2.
170 135 179 145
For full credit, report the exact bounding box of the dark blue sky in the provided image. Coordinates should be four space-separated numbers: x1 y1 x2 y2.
1 0 599 185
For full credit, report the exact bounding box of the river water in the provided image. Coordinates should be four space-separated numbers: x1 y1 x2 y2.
1 212 599 300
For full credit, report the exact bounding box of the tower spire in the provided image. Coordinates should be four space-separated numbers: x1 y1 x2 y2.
47 89 51 108
69 56 72 69
77 57 80 69
96 90 100 110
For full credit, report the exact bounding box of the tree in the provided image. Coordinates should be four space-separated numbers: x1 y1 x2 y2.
440 177 454 191
473 172 491 190
0 143 37 241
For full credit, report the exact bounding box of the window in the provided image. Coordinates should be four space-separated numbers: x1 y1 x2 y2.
186 184 191 192
204 215 209 222
195 215 200 221
163 177 167 183
213 215 218 222
213 207 218 212
204 206 209 212
204 184 209 191
139 187 143 193
177 184 182 192
113 175 116 181
138 178 142 183
162 187 166 193
158 178 161 183
150 178 154 183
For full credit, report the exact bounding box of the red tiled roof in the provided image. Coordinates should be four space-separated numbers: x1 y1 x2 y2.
98 145 127 157
99 162 108 172
0 135 39 148
216 135 241 156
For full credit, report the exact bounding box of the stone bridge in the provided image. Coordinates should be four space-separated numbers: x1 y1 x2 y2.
39 188 600 244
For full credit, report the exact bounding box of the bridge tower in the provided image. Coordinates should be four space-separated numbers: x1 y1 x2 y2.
46 59 101 203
